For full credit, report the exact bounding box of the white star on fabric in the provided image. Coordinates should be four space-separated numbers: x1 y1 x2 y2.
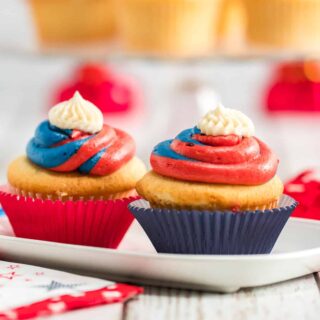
286 183 305 193
3 311 17 320
102 291 122 299
48 302 66 313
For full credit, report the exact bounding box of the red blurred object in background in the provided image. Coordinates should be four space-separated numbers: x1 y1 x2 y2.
54 63 143 115
285 170 320 220
265 60 320 113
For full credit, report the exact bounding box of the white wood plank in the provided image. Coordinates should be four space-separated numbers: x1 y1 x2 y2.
123 287 201 320
200 274 320 320
124 275 320 320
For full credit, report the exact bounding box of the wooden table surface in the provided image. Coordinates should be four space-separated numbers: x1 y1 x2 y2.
124 276 320 320
59 274 320 320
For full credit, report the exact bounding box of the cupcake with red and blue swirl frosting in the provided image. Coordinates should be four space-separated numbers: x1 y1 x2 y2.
0 92 146 248
129 105 298 254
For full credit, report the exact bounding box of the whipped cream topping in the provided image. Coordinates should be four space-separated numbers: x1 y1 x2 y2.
48 91 103 134
197 104 255 137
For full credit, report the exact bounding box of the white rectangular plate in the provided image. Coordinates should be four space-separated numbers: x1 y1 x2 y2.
1 218 320 292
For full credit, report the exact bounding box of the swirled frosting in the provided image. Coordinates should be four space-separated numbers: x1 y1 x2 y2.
27 92 135 176
197 104 254 137
27 121 135 175
49 91 103 134
151 126 279 185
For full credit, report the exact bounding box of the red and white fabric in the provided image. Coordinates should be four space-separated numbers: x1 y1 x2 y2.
0 261 142 319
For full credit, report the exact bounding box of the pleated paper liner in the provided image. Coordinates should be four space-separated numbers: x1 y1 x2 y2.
243 0 320 50
0 186 138 248
129 195 298 255
116 0 222 57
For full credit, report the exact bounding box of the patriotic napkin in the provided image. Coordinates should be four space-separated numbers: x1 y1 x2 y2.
0 211 143 319
285 169 320 220
0 260 142 319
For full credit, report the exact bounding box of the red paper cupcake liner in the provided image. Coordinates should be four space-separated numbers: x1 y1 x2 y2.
0 186 138 248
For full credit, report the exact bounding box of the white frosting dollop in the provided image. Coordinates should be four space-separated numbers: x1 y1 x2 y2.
48 91 103 134
197 104 255 137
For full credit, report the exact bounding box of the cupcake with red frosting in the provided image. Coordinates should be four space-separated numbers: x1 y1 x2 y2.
0 92 146 248
129 105 298 254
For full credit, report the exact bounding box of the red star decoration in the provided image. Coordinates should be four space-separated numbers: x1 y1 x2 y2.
6 265 20 270
0 272 20 280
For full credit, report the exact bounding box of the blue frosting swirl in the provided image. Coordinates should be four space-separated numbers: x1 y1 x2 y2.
153 127 201 160
27 121 95 172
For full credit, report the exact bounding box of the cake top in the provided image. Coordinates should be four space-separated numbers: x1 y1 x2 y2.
48 91 103 134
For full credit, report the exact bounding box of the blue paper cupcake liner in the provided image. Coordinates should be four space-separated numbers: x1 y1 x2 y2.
128 195 298 255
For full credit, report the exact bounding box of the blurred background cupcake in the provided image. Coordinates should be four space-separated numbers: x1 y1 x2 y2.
242 0 320 50
115 0 222 56
217 0 246 49
29 0 116 44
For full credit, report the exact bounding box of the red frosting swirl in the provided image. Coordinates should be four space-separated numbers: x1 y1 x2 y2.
54 125 135 176
150 129 279 185
27 121 135 176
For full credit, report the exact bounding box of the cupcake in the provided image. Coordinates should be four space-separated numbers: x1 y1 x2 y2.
115 0 222 56
29 0 116 44
242 0 320 50
0 92 146 248
217 0 246 48
129 104 297 254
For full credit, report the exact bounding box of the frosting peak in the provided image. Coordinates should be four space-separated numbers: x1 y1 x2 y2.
197 104 255 137
48 91 103 134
